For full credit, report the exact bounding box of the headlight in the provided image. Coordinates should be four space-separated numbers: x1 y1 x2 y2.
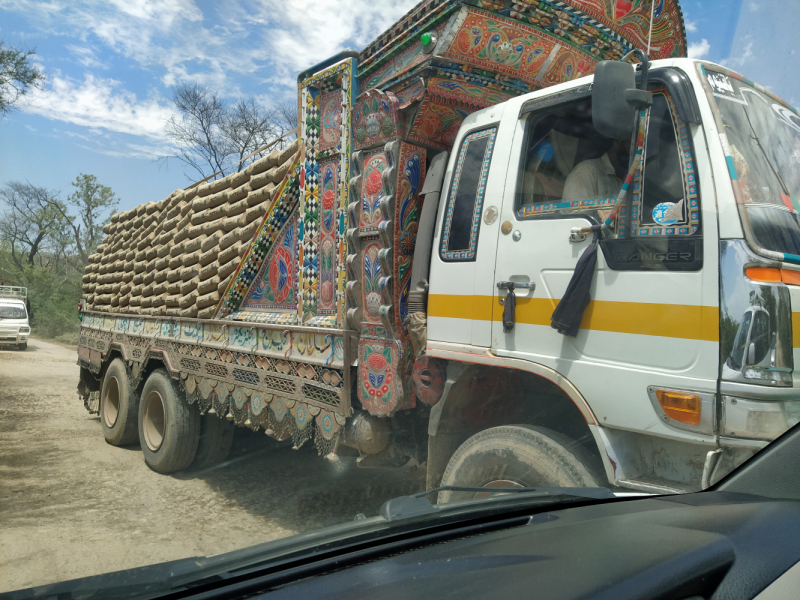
19 327 30 334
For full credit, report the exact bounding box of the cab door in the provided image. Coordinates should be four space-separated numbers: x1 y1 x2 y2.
490 82 720 439
427 103 511 349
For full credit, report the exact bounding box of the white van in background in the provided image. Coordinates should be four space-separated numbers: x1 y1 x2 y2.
0 286 31 351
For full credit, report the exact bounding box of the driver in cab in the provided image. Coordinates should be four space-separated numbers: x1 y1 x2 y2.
562 138 629 200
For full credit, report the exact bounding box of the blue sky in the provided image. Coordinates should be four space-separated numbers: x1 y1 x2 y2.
0 0 798 215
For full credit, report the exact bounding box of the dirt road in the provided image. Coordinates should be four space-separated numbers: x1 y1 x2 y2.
0 338 424 593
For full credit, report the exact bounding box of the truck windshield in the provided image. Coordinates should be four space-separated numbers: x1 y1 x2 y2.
0 305 27 319
705 68 800 256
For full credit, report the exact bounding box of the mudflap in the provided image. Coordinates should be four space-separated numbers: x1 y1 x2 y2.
357 338 415 417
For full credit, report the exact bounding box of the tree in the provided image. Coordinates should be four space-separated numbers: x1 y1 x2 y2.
52 174 119 264
0 182 68 270
162 82 297 181
0 41 45 117
0 175 116 344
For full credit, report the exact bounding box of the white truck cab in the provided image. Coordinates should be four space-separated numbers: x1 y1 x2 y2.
418 57 800 494
0 287 31 351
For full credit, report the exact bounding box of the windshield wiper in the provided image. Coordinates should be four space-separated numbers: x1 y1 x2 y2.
379 485 616 522
741 110 792 199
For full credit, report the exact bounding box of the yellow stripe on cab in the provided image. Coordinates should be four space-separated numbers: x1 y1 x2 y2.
428 294 720 342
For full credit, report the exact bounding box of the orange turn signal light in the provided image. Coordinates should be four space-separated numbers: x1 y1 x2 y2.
656 390 702 426
746 267 800 286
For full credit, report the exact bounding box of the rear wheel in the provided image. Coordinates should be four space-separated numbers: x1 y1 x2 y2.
191 414 235 470
438 425 601 504
100 358 140 446
138 369 200 473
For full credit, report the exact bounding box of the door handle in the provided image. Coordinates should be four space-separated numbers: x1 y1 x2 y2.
497 281 535 291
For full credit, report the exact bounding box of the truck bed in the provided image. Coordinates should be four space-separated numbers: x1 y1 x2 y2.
78 309 351 453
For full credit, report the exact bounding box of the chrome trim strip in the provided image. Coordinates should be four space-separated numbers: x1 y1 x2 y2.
720 381 799 401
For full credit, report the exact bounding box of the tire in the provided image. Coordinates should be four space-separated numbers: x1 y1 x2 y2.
18 342 27 351
100 358 140 446
138 369 200 474
191 414 235 471
438 425 601 504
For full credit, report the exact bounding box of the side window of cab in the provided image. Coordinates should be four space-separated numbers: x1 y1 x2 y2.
515 84 701 268
439 127 498 262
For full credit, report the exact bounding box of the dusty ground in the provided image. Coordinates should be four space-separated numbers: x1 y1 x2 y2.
0 338 424 593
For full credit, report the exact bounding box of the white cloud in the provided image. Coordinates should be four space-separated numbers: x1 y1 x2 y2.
76 140 174 160
3 0 418 163
725 41 755 68
66 45 109 70
685 20 697 33
688 38 710 59
23 73 176 141
253 0 416 78
0 0 419 93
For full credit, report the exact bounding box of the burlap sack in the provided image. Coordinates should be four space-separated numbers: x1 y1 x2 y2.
201 231 223 253
179 276 199 295
196 290 219 309
217 274 233 295
182 250 201 268
218 229 239 251
218 242 239 264
248 152 274 174
198 275 219 296
179 266 199 281
153 269 167 285
197 305 217 319
198 247 216 267
226 183 248 203
179 305 198 318
230 169 250 188
178 291 198 309
226 197 248 217
218 259 238 280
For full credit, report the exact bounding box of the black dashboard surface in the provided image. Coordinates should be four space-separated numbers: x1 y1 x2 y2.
263 492 800 600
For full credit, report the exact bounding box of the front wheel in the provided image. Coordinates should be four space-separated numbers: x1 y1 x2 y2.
18 342 27 351
138 369 200 473
438 425 602 504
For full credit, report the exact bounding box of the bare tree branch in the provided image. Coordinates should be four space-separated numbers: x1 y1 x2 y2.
0 182 68 268
160 83 299 182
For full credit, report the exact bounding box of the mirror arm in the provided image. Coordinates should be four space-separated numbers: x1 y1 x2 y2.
624 89 653 109
631 48 650 90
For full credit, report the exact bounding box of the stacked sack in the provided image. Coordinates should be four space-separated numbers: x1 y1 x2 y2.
81 139 299 319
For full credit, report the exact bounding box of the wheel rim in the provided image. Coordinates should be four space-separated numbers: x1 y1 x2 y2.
142 390 166 452
102 376 120 428
472 479 525 499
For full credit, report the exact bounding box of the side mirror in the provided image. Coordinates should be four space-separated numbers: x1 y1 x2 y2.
592 61 653 139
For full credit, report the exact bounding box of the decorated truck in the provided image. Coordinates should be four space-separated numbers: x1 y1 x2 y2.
78 0 800 496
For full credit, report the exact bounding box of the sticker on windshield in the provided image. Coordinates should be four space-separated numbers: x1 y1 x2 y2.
706 72 747 105
652 201 683 225
771 103 800 134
